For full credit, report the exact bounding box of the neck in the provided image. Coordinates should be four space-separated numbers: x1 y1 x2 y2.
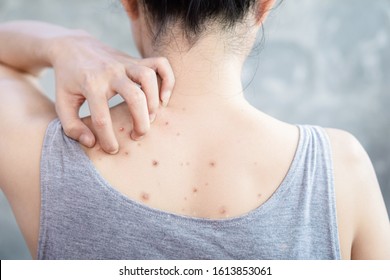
147 35 248 111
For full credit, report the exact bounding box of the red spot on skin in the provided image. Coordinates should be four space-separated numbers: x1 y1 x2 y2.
209 161 216 167
176 132 181 136
182 107 186 111
124 151 129 156
119 127 124 132
258 193 262 198
141 192 150 201
152 160 159 166
193 188 198 193
219 207 227 215
204 182 209 186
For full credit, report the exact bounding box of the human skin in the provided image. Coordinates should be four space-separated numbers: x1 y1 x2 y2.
0 0 389 259
0 21 175 154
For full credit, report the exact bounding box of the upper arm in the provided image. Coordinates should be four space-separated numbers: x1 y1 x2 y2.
326 128 390 260
0 64 56 256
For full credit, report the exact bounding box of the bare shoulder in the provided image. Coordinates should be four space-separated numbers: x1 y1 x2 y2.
324 127 390 259
0 64 56 258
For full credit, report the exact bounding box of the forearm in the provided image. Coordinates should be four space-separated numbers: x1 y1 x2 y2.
0 20 83 75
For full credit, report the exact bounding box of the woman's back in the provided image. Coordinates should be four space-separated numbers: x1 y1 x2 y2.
82 99 299 220
39 104 342 259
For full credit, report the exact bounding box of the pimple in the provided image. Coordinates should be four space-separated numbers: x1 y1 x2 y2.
209 161 216 167
257 193 262 198
141 192 150 201
219 206 227 215
119 127 124 132
152 160 159 167
192 188 198 193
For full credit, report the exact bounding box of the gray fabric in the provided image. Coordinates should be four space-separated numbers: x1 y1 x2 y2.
37 118 341 260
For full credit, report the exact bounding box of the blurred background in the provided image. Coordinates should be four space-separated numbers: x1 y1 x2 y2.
0 0 389 259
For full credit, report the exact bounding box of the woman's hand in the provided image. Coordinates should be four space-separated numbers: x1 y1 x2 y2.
49 32 175 154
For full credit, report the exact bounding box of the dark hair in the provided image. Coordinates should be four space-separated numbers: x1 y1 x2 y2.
139 0 259 43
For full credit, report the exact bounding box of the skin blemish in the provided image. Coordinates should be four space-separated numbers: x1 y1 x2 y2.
219 207 227 215
254 161 258 166
182 107 186 112
119 127 124 132
209 161 216 167
124 151 129 156
137 142 141 147
186 162 190 166
193 188 198 193
258 193 262 198
180 162 184 167
152 160 159 167
141 192 150 201
165 121 169 126
184 197 187 201
176 132 181 136
204 182 209 186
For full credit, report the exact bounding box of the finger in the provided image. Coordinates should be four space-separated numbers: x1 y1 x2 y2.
87 93 119 154
125 65 159 121
56 93 96 148
113 79 150 140
139 57 175 107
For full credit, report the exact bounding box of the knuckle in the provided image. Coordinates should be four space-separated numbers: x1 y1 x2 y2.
128 89 145 107
63 121 79 137
140 68 156 81
156 57 169 66
92 115 109 129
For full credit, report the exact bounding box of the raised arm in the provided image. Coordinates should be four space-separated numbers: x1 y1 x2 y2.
0 20 174 153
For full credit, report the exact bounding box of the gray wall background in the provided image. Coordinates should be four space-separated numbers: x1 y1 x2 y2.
0 0 389 259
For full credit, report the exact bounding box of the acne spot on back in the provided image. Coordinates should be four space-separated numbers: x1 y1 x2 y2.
152 160 159 167
193 188 198 193
219 206 227 215
124 151 129 156
141 192 150 201
119 127 125 132
209 161 216 167
165 121 169 126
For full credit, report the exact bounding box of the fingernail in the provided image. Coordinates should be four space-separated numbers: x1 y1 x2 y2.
80 134 93 148
149 113 156 123
162 97 169 107
130 131 144 141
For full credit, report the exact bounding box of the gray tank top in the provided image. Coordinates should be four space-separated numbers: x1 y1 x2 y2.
37 119 341 259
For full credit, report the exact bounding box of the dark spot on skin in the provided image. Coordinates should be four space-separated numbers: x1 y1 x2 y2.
193 188 198 193
176 132 181 136
254 162 258 166
186 162 190 166
119 127 124 132
165 121 169 126
124 151 129 156
180 162 184 167
204 182 209 186
152 160 159 167
141 192 150 201
182 107 186 111
137 143 141 147
219 207 227 215
184 197 187 201
258 193 262 198
209 161 216 167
